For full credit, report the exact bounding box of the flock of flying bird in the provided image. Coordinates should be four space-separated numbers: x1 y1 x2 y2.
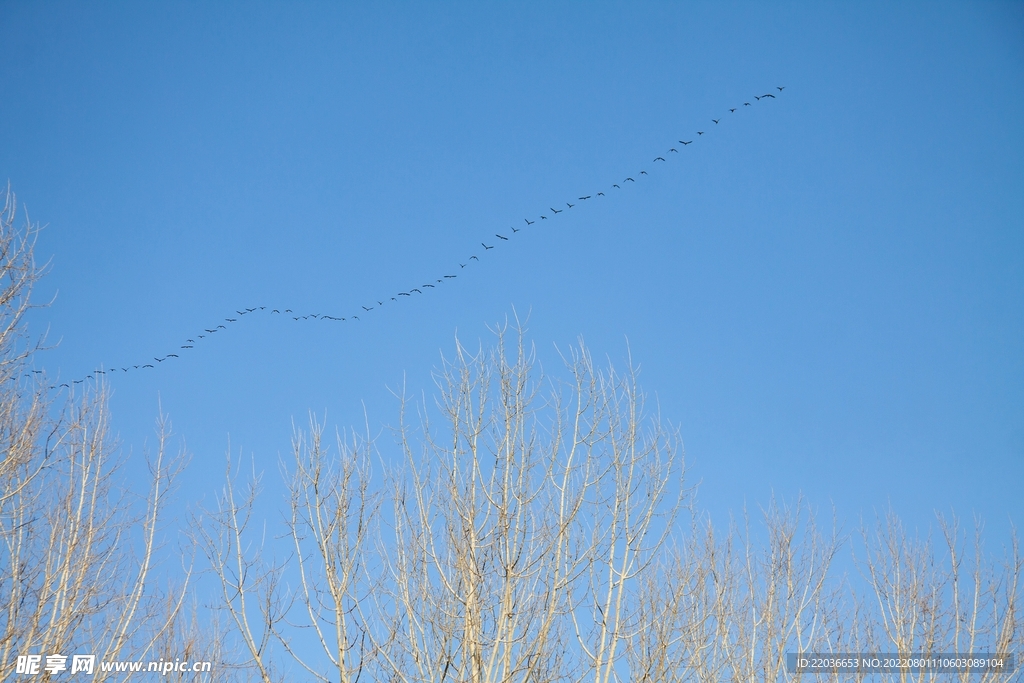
26 88 785 390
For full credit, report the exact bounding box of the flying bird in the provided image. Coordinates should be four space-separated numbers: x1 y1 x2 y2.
729 108 736 112
612 184 620 188
272 309 279 313
285 309 293 313
777 86 785 91
765 93 775 98
482 242 494 249
205 329 216 333
566 202 574 208
362 306 373 311
697 131 704 135
218 325 226 329
168 354 178 358
755 95 761 100
496 234 508 240
670 148 678 153
398 292 411 296
579 196 591 200
445 274 456 278
226 318 237 322
142 364 153 369
181 345 193 349
410 288 422 294
511 227 520 233
352 316 359 320
744 102 751 106
654 157 665 162
680 140 692 145
525 218 534 225
470 255 479 260
423 284 435 288
550 208 562 214
625 177 635 182
187 339 195 343
640 171 648 175
712 119 720 124
596 192 605 196
540 215 547 219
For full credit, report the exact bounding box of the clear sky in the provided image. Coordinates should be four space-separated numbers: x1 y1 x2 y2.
1 2 1022 536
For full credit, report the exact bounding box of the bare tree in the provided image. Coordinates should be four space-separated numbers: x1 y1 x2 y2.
856 511 1022 683
0 187 189 682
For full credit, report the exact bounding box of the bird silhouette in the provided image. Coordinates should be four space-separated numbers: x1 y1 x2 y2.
198 335 205 339
399 292 411 296
525 218 534 225
181 345 193 349
654 157 665 161
765 93 775 98
550 208 562 214
470 255 479 260
352 315 359 320
729 108 737 112
755 95 761 101
625 177 635 182
142 364 153 369
445 274 456 278
712 119 720 124
540 215 547 219
670 148 678 153
272 309 279 313
168 354 178 358
218 325 226 329
496 234 508 240
410 288 422 294
777 86 785 91
596 192 605 196
697 131 704 135
579 196 591 200
362 306 373 311
744 102 751 106
205 329 216 333
186 339 195 343
423 284 435 288
680 140 692 145
612 184 620 188
511 227 520 233
566 202 574 208
226 318 237 322
482 242 494 249
285 309 293 313
640 171 648 175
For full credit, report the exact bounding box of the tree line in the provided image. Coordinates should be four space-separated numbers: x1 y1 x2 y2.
1 187 1020 682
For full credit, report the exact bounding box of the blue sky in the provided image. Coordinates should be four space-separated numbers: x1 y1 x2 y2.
2 2 1022 536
